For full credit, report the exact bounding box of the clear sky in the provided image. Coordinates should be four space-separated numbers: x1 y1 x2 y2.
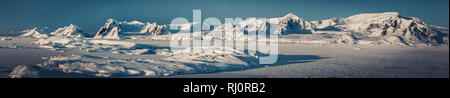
0 0 448 33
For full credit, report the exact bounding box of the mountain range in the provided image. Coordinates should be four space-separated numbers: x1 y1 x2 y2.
19 12 449 45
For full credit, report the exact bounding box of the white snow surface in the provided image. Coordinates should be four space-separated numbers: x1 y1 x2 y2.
4 38 448 78
93 19 171 40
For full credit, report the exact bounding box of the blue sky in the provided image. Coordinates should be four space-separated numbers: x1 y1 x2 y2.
0 0 448 33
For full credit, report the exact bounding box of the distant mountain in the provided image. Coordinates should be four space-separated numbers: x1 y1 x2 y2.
140 22 170 36
275 13 316 34
93 19 171 39
312 12 449 45
20 28 48 38
50 24 84 38
17 12 448 45
119 20 145 33
94 19 123 39
202 12 448 45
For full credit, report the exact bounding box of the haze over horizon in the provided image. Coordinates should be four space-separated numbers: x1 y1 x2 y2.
0 0 448 33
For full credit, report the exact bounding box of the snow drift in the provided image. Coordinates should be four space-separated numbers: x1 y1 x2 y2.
8 47 262 78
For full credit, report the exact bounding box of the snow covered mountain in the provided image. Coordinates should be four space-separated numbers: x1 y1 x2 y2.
93 19 171 39
94 19 123 39
20 28 48 38
275 13 316 34
119 20 145 33
311 12 449 45
7 12 449 78
50 24 84 38
140 22 170 36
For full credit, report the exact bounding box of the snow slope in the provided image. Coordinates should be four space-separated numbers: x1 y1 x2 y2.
94 19 171 39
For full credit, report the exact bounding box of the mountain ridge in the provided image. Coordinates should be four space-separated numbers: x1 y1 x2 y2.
18 12 449 45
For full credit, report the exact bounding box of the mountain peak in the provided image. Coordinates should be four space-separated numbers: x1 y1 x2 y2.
20 27 48 38
106 18 117 23
378 12 399 16
283 13 300 20
140 22 169 35
126 20 145 25
50 24 84 38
